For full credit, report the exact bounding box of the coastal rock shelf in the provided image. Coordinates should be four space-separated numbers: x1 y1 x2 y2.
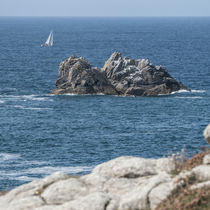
0 124 210 210
51 52 188 96
1 153 210 210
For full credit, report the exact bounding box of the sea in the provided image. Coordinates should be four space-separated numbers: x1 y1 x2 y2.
0 17 209 190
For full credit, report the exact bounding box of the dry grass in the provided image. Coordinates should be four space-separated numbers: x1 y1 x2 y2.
157 148 210 210
171 148 210 175
156 184 210 210
184 153 206 170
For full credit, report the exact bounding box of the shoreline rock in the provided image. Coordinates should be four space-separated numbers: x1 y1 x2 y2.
51 52 189 96
1 152 210 210
204 124 210 144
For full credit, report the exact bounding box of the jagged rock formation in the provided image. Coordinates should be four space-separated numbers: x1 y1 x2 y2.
52 55 117 95
51 52 189 96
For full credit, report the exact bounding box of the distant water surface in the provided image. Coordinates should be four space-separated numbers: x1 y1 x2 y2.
0 17 209 190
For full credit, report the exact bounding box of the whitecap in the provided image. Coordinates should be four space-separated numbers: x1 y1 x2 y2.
96 93 105 96
13 105 51 110
0 100 4 103
63 93 79 96
0 165 93 183
0 153 21 162
171 89 190 94
191 90 206 93
24 166 93 175
0 88 17 92
22 160 48 166
1 95 53 102
22 95 53 101
175 96 203 99
22 107 52 110
13 105 25 109
14 176 37 182
62 93 105 96
112 94 135 98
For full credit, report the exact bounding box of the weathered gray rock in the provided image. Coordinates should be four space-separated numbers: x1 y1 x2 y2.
41 178 88 205
51 52 188 96
190 181 210 190
53 192 111 210
0 172 69 210
204 124 210 144
203 153 210 165
51 55 117 95
118 173 171 210
35 192 111 210
192 165 210 182
1 155 210 210
102 52 188 96
149 181 175 210
92 156 175 178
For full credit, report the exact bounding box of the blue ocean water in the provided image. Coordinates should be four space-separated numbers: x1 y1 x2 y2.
0 17 209 190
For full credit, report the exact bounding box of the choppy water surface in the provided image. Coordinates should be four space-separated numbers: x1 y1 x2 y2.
0 17 209 190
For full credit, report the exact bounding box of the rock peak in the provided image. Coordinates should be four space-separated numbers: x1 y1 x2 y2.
109 51 122 61
51 52 189 96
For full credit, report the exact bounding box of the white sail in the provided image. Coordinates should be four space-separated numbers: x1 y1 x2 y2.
50 31 53 46
42 30 53 47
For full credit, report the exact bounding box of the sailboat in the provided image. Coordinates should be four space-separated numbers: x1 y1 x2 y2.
41 30 53 47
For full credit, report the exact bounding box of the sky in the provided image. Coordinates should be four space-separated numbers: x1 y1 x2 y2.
0 0 210 16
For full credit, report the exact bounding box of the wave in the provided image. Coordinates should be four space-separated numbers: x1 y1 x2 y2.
175 96 203 99
159 89 206 96
172 89 206 94
0 153 21 162
14 176 36 182
63 93 79 96
21 95 54 101
191 90 206 93
0 88 17 93
171 89 190 95
13 105 52 110
0 94 54 102
0 166 93 182
0 153 92 183
22 160 48 166
62 93 106 96
24 166 93 175
0 100 4 103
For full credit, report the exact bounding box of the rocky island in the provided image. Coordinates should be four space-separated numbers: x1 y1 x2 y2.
0 125 210 210
51 52 189 96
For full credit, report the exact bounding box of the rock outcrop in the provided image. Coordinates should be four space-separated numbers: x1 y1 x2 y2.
204 124 210 144
51 52 189 96
1 152 210 210
52 55 117 95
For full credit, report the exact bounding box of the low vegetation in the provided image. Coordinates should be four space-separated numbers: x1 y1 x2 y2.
157 148 210 210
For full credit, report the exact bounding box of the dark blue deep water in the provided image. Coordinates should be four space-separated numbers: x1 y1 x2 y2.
0 17 209 190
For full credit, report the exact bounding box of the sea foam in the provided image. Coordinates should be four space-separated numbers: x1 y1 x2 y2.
171 89 190 94
0 153 20 162
175 96 203 99
24 166 93 175
13 105 51 111
191 90 206 93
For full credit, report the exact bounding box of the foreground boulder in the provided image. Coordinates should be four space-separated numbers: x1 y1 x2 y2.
51 52 188 96
1 152 210 210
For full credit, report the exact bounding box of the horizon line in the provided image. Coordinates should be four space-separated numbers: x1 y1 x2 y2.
0 15 210 18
